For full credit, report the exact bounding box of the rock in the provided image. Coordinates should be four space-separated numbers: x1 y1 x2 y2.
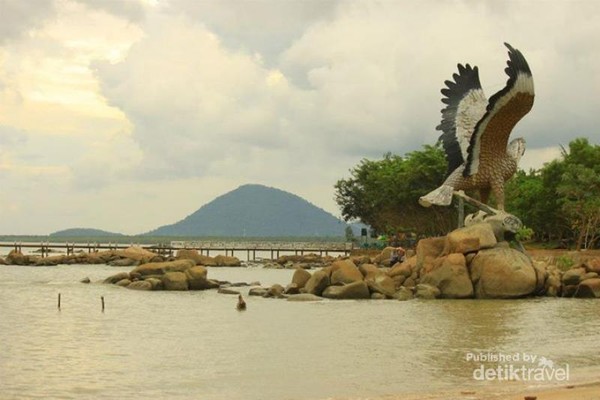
265 284 285 298
470 248 536 299
359 263 381 277
145 278 163 290
330 260 363 285
176 249 204 264
291 268 312 289
420 253 473 299
103 272 130 284
388 261 413 278
416 237 446 270
444 223 497 254
108 258 137 267
162 271 189 291
0 257 6 265
403 277 416 288
365 272 396 298
116 278 132 287
544 275 562 297
128 280 153 290
582 272 599 281
562 285 578 297
371 292 387 300
394 287 413 301
287 294 324 302
574 278 600 298
284 283 301 295
562 267 586 286
185 266 216 290
584 258 600 274
304 270 330 296
131 259 196 276
6 250 29 265
322 281 370 299
80 277 91 284
218 287 240 295
114 246 160 263
214 255 241 267
532 262 549 295
391 274 406 289
249 287 268 296
415 284 440 299
373 247 397 266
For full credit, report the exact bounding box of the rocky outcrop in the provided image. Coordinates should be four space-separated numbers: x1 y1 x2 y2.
470 248 536 298
420 253 473 299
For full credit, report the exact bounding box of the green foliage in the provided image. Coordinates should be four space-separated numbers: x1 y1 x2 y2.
515 226 534 242
556 254 575 271
334 144 456 236
505 137 600 249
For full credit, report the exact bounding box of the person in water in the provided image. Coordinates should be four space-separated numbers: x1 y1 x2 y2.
237 294 246 311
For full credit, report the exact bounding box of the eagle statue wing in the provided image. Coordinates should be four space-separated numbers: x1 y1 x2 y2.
463 43 535 177
437 64 488 177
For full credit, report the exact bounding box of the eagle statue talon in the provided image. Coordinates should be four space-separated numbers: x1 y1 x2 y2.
419 43 534 211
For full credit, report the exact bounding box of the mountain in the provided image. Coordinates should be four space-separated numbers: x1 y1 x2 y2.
146 184 347 237
50 228 125 237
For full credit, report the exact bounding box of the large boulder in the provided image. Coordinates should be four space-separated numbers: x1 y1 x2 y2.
127 280 153 290
414 284 440 299
416 237 446 273
444 223 497 254
322 281 370 299
176 249 218 266
420 253 473 299
214 255 241 267
574 278 600 298
562 267 586 286
185 266 218 290
330 260 363 285
114 246 161 263
304 270 330 296
6 250 29 265
103 272 130 284
287 293 324 302
388 260 413 278
291 268 312 289
470 248 536 299
584 258 600 274
365 272 396 298
130 259 195 276
162 271 189 291
358 263 381 277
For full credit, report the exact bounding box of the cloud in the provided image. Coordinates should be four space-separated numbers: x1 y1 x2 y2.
0 0 56 44
1 0 600 235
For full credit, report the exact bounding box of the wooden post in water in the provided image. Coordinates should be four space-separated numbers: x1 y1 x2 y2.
58 293 61 310
101 296 105 312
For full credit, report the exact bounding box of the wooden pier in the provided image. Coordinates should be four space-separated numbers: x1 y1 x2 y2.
0 241 354 261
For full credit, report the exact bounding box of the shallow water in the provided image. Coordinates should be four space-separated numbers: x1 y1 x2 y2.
0 264 599 400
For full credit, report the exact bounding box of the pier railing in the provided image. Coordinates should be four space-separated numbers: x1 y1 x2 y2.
0 241 354 261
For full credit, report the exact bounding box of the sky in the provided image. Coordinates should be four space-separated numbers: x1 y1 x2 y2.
1 0 599 235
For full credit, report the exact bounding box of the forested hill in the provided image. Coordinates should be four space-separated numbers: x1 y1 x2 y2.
146 184 347 237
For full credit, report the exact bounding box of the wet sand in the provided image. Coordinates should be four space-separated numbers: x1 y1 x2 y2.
364 381 600 400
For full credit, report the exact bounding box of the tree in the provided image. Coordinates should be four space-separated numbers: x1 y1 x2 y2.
555 138 600 249
334 144 456 236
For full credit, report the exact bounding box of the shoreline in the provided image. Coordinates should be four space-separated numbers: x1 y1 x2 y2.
369 377 600 400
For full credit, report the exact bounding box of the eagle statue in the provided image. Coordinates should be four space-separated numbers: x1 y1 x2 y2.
419 43 534 211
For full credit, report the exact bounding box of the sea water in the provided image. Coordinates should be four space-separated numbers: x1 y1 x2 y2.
0 264 599 399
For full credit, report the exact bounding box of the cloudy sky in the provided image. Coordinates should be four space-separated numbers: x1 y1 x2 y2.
1 0 598 235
